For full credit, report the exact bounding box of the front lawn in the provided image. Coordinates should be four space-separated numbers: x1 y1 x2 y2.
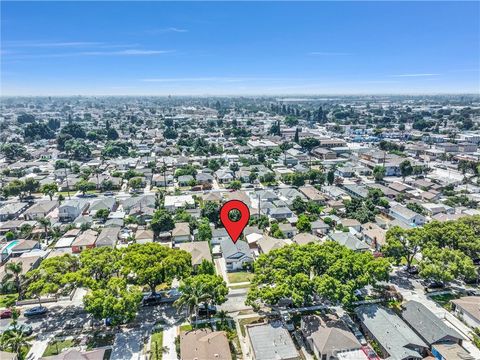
227 271 254 284
179 323 193 332
150 331 163 360
43 339 77 357
238 316 264 337
430 293 459 310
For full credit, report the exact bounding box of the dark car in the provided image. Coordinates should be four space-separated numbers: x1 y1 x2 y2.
0 309 12 319
141 293 163 307
198 304 217 317
24 306 48 317
425 280 445 289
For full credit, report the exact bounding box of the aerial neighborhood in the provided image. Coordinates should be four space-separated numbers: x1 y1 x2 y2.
0 95 479 360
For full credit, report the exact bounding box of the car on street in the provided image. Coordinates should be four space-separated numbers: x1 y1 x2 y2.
0 309 14 319
141 293 163 306
24 306 48 317
198 304 217 317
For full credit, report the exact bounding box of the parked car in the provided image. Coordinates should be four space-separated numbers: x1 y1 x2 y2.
104 191 114 196
24 306 48 317
6 324 33 336
198 304 217 317
141 293 163 307
0 309 13 319
425 280 445 289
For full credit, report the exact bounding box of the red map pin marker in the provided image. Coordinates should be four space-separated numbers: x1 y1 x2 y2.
220 200 250 244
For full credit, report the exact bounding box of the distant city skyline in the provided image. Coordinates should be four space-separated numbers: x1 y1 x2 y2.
1 1 479 96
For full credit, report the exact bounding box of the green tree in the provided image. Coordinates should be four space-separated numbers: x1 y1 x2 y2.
121 243 192 294
128 177 143 190
83 277 142 326
327 170 335 185
41 183 58 201
76 180 96 195
201 201 220 224
37 217 51 240
300 137 320 153
175 274 228 321
382 226 422 269
246 242 390 307
94 208 110 222
296 214 312 233
150 209 175 236
399 160 413 181
197 219 212 242
373 166 386 182
228 180 242 190
23 178 40 196
420 248 477 283
196 259 215 275
269 223 284 238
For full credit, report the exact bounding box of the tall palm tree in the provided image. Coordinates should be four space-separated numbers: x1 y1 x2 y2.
5 262 23 296
0 329 31 358
174 282 210 324
37 217 51 242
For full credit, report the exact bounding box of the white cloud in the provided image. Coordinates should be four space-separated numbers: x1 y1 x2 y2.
390 73 440 77
146 27 188 34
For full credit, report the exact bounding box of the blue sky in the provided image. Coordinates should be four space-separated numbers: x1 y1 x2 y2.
1 1 479 95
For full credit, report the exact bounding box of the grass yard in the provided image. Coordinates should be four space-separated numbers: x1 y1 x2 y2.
430 293 459 310
43 339 77 357
0 293 18 307
238 316 264 337
150 331 164 360
229 283 251 290
227 271 254 284
179 323 193 332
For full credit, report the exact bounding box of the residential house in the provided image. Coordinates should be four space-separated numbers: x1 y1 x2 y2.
431 343 475 360
0 202 29 221
279 223 297 238
10 240 41 257
96 227 120 248
355 304 428 360
88 197 115 216
257 235 288 255
389 204 426 226
135 229 155 244
172 222 191 243
328 232 369 252
247 322 300 360
212 227 229 245
164 195 195 212
299 186 325 203
311 220 330 236
58 199 89 222
177 241 212 269
22 200 57 220
362 223 386 251
180 329 232 360
401 301 464 347
71 229 98 253
300 315 367 360
152 174 174 187
293 233 320 246
220 239 253 271
451 296 480 329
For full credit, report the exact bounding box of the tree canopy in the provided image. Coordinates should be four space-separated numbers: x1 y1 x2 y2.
246 242 390 307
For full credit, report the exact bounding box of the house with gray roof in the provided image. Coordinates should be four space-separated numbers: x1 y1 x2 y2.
328 232 369 252
300 315 366 360
402 300 464 347
220 238 253 271
355 304 428 360
96 226 120 248
389 204 426 226
247 322 300 360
